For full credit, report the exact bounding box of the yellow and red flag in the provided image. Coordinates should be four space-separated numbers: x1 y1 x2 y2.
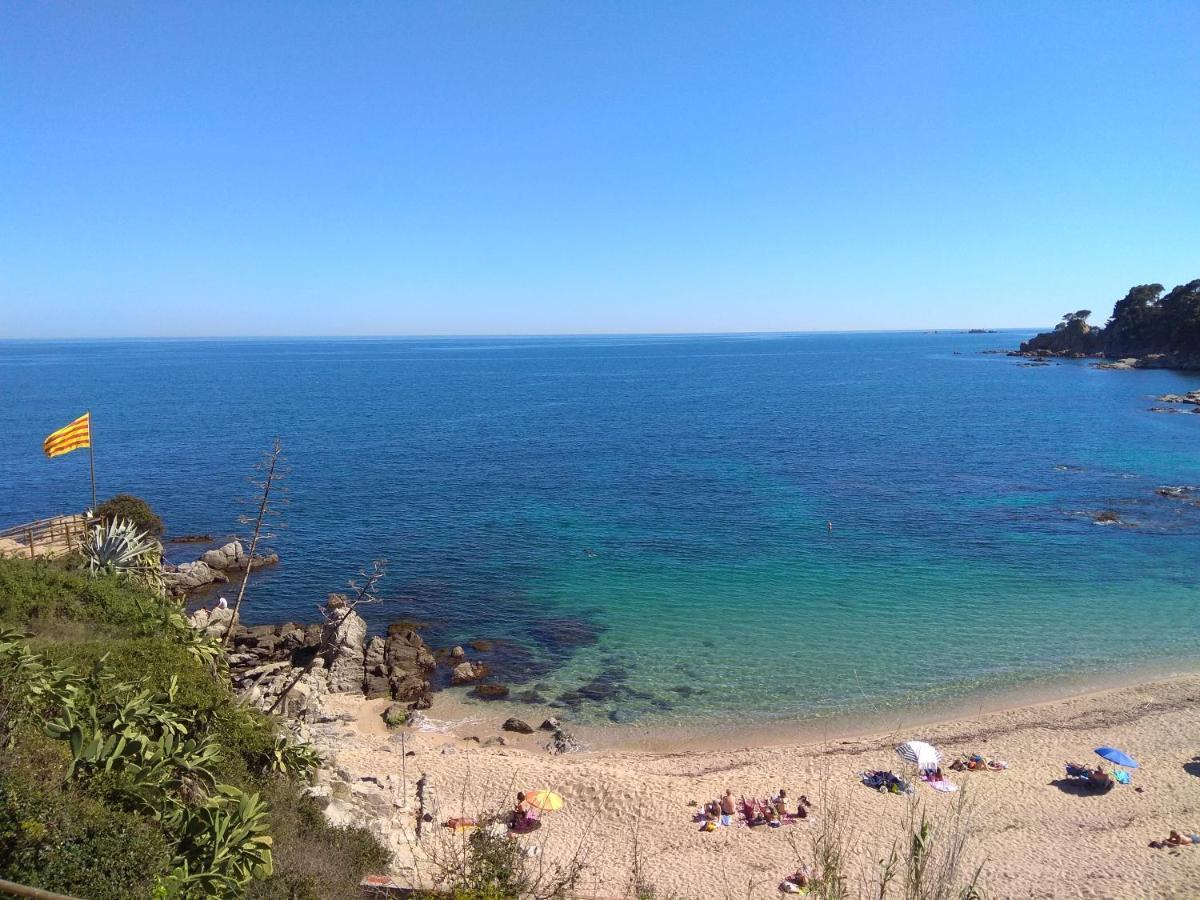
43 412 91 458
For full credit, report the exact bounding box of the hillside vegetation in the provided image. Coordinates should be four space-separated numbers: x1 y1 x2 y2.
1019 279 1200 367
0 554 389 899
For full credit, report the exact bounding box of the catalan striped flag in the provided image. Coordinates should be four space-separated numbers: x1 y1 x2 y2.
43 412 92 458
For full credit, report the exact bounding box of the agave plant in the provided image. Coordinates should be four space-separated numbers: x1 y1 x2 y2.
82 514 162 586
267 733 323 781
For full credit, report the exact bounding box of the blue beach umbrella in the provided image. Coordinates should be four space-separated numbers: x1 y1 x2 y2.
1095 747 1139 769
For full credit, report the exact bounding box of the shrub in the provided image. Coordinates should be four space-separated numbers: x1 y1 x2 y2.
0 556 165 629
0 736 171 899
95 493 164 537
246 782 391 899
0 556 390 899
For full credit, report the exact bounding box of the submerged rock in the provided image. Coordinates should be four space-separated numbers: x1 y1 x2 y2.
472 683 510 700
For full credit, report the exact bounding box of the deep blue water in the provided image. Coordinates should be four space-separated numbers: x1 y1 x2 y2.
3 332 1200 725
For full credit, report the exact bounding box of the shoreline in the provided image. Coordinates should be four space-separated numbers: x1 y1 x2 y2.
419 658 1200 754
310 669 1200 898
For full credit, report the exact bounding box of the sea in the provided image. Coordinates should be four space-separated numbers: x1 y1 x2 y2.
3 331 1200 729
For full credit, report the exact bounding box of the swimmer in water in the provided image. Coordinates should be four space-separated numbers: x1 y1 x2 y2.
826 521 833 533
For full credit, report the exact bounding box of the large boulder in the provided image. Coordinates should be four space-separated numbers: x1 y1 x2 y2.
163 560 228 595
201 540 279 573
320 595 368 693
451 661 486 684
195 605 237 639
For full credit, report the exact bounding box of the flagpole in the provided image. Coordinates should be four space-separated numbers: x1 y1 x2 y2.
87 411 97 512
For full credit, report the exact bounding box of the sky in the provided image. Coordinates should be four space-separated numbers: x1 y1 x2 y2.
1 2 1197 338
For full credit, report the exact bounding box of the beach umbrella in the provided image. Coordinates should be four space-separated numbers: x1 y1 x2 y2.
1095 747 1139 769
895 740 942 770
525 790 564 812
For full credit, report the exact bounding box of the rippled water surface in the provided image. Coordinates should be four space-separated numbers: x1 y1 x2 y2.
4 332 1200 725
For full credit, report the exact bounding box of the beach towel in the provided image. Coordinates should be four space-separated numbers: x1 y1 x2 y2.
925 778 958 793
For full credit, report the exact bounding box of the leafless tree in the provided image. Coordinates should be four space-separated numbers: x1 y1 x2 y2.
223 438 287 645
320 558 388 630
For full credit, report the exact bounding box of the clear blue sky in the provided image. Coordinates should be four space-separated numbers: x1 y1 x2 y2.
2 2 1197 338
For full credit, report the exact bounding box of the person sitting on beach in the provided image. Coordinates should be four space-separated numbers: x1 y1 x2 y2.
1088 765 1113 789
772 788 789 816
510 791 534 830
719 790 736 825
720 790 736 817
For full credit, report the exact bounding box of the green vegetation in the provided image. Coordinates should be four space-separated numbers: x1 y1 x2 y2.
1022 278 1200 364
0 555 389 899
95 493 165 538
1104 279 1200 358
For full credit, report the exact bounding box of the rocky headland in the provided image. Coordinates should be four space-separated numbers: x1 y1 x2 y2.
1009 279 1200 369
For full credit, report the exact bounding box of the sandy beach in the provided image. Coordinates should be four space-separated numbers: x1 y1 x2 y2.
313 674 1200 899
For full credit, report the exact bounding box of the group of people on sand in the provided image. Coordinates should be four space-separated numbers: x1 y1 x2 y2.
698 788 811 830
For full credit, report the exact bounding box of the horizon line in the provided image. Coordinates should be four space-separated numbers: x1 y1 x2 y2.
0 326 1041 342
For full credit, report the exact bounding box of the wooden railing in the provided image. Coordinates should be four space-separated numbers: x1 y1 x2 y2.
0 514 90 559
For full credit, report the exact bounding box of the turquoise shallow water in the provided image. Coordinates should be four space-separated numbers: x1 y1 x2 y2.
2 331 1199 725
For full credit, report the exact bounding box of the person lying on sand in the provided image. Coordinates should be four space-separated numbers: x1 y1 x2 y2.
950 753 1008 772
1065 761 1114 789
1149 830 1200 849
780 865 813 893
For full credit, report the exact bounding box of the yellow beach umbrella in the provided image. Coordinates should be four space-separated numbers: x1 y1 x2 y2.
525 790 564 812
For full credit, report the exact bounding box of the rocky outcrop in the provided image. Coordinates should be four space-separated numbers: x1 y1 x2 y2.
1156 390 1200 405
162 560 228 596
1015 317 1105 358
321 596 369 693
202 540 279 573
188 598 437 720
1011 280 1200 370
189 605 238 639
163 540 277 598
502 717 533 734
380 626 435 707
